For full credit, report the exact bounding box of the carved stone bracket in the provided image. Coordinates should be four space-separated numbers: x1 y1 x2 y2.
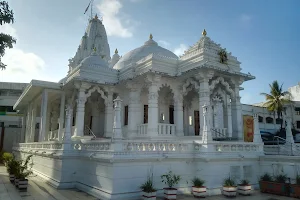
182 78 200 96
195 70 214 82
209 76 235 98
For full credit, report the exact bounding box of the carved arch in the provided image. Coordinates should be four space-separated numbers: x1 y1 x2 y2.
85 86 108 104
182 78 200 96
209 77 235 97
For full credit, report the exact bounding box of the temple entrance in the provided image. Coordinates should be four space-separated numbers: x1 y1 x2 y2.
84 91 106 137
194 110 200 135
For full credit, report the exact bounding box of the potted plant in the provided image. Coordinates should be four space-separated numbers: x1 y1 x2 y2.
6 157 20 183
191 177 206 198
290 175 300 198
2 152 13 166
222 177 237 197
237 179 251 195
161 171 181 200
140 177 156 200
14 155 33 190
259 173 273 193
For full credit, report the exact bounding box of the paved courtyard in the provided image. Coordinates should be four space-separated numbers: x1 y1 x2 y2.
0 165 296 200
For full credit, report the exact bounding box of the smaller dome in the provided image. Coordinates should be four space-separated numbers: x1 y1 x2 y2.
80 51 109 68
113 34 178 70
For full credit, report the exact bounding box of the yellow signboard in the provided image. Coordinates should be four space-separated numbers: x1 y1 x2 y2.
243 115 254 142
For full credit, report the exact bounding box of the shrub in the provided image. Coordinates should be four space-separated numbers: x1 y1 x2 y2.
223 177 235 187
6 158 20 175
192 177 205 187
274 174 288 183
161 171 181 188
2 152 13 164
140 177 156 193
239 179 250 186
260 173 273 182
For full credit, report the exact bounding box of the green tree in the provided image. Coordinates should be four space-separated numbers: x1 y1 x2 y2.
0 1 16 70
260 80 291 129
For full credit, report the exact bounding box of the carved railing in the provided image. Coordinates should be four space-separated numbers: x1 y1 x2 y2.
212 143 263 153
158 123 176 135
137 124 148 135
212 128 227 139
124 141 192 152
72 141 111 151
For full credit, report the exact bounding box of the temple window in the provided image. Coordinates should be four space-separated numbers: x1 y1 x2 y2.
297 121 300 129
266 117 273 124
276 118 282 125
258 116 263 123
124 105 128 125
189 116 193 125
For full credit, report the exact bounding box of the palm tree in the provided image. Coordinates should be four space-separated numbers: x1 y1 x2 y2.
260 80 291 129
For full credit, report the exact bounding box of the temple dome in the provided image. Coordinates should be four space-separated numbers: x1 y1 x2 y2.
80 51 108 68
113 35 178 70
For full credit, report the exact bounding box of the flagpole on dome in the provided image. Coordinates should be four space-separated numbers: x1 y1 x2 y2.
84 0 94 21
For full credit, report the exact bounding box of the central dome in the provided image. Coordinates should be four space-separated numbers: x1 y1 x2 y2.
113 35 178 70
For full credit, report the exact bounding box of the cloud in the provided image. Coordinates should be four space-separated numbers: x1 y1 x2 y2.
173 44 188 56
0 24 56 83
97 0 136 38
0 23 18 39
158 40 170 47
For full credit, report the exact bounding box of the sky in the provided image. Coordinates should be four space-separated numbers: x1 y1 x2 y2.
1 0 300 104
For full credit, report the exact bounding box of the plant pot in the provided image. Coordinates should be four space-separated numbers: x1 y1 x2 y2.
222 186 237 197
163 188 177 200
290 184 300 198
237 184 252 195
14 178 19 187
18 179 28 190
192 186 207 198
142 191 156 200
259 181 289 196
9 174 15 183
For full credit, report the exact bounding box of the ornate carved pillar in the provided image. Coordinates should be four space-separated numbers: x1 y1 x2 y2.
64 103 73 142
284 113 294 144
253 114 263 143
113 96 123 139
147 74 160 137
201 104 213 143
127 82 141 138
25 104 31 143
39 90 48 142
227 102 233 137
174 89 184 136
105 88 114 138
232 78 243 140
73 83 90 138
20 111 27 143
30 103 36 142
58 93 65 141
50 108 59 140
197 71 214 135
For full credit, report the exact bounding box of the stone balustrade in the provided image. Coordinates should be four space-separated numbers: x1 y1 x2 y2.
158 123 176 135
124 141 192 152
211 142 263 153
137 124 148 135
212 128 227 138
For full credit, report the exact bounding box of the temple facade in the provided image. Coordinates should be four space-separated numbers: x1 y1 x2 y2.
12 15 299 200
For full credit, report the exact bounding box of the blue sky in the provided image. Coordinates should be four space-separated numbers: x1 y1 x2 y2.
1 0 300 104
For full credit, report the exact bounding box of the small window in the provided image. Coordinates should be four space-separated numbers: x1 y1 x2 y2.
295 107 300 115
189 116 193 125
266 117 273 124
124 105 128 125
258 116 263 123
144 105 148 123
297 121 300 129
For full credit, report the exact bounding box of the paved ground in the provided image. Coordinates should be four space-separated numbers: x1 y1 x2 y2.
0 165 296 200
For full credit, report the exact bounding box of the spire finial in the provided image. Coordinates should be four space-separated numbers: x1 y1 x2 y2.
202 29 207 36
149 33 153 40
115 48 118 54
95 14 98 19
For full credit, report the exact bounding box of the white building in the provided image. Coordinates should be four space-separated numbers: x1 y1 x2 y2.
0 82 28 152
12 15 300 199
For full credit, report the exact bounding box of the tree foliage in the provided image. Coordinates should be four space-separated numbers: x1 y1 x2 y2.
0 1 16 70
260 80 291 128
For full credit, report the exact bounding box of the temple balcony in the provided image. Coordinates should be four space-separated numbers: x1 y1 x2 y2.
137 123 176 137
